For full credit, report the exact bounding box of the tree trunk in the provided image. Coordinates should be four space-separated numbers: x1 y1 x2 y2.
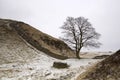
76 51 80 59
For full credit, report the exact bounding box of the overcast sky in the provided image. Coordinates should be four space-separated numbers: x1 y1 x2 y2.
0 0 120 52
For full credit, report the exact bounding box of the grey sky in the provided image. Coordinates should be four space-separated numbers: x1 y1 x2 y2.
0 0 120 51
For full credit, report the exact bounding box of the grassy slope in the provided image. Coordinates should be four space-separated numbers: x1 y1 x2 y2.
0 21 38 64
77 50 120 80
0 19 75 60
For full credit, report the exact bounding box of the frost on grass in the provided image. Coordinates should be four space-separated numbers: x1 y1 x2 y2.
0 52 101 80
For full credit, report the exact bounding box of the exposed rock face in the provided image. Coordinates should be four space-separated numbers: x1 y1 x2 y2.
79 50 120 80
0 19 75 63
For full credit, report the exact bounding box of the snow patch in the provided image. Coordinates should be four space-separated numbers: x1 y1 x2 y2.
0 52 101 80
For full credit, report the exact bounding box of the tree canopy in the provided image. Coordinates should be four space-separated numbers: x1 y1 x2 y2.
60 17 101 59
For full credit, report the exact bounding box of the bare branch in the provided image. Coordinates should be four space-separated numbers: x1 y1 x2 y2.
60 16 101 59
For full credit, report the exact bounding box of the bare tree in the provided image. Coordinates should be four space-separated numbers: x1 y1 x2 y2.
60 17 101 59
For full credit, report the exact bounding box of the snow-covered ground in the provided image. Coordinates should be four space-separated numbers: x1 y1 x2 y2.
0 20 114 80
0 51 104 80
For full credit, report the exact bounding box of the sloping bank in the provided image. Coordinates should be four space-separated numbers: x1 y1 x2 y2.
0 19 75 61
77 50 120 80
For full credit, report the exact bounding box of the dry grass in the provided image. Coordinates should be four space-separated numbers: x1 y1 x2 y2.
76 62 99 80
9 21 75 59
0 18 76 60
77 50 120 80
53 62 69 69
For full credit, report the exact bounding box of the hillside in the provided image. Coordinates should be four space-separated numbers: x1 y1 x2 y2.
0 19 102 79
0 18 75 63
77 50 120 80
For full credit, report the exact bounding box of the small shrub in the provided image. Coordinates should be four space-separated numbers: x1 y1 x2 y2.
28 68 33 70
53 62 69 69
